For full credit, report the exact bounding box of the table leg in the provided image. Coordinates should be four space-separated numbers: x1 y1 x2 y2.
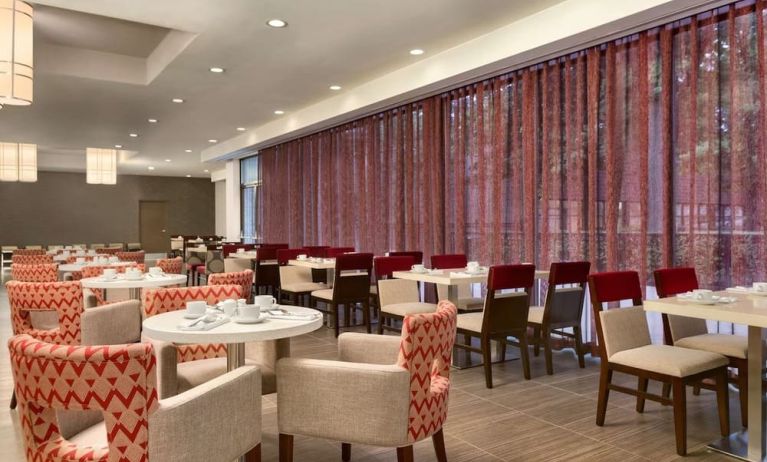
226 342 246 372
129 288 141 300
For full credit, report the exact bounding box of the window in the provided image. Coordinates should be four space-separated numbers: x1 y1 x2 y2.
240 155 261 243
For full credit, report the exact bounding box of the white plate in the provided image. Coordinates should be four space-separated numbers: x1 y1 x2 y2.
232 313 268 324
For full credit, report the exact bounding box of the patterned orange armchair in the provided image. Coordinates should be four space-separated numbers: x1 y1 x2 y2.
209 269 254 302
10 263 58 282
11 254 53 265
142 284 290 398
9 334 262 462
277 301 458 462
116 250 146 264
157 256 183 274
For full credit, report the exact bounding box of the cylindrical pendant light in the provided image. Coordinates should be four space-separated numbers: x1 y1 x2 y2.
86 148 117 184
0 0 33 106
0 142 36 182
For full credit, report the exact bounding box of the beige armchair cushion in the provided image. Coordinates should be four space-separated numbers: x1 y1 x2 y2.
527 306 544 324
381 302 437 317
81 300 142 345
311 288 333 300
224 257 251 273
668 314 709 343
378 279 419 307
456 312 483 333
280 265 312 285
598 306 651 358
277 358 410 447
609 344 728 377
338 333 401 365
674 333 748 359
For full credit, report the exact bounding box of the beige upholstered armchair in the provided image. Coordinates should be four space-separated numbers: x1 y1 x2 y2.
277 301 457 462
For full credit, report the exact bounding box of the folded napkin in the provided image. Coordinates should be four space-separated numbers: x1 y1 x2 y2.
178 316 230 331
449 271 474 278
267 312 321 321
427 269 443 275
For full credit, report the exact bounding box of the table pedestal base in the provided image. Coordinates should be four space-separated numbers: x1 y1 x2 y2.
226 342 245 372
709 431 767 462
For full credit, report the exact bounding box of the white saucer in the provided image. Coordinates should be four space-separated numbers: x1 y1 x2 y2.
183 312 206 319
232 313 268 324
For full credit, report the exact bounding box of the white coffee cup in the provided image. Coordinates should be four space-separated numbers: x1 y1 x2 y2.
149 266 163 275
693 289 714 301
297 254 308 260
186 300 207 317
254 295 276 308
412 264 426 273
238 304 261 320
102 268 117 279
467 261 479 270
221 299 237 317
237 298 247 306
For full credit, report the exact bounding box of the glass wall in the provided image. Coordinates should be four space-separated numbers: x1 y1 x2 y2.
240 155 261 243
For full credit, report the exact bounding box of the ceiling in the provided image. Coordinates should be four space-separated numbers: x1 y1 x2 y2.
0 0 569 178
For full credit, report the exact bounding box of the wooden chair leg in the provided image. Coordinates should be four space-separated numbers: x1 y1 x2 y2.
279 434 293 462
342 443 351 461
333 303 340 337
661 382 671 401
378 313 385 334
636 377 648 413
533 326 541 356
9 390 16 410
738 362 748 428
574 325 586 368
715 368 730 437
432 428 447 462
363 301 371 333
596 366 612 426
519 333 531 380
344 304 351 327
672 378 687 456
543 330 554 376
482 336 493 388
397 445 414 462
245 443 261 462
692 384 701 396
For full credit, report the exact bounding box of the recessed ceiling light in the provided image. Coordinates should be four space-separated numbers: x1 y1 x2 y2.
129 133 138 137
114 144 122 149
209 67 225 73
185 149 192 153
266 19 287 28
164 159 171 162
329 85 342 91
147 166 155 170
148 118 158 123
171 98 184 103
409 48 425 56
208 139 218 143
274 110 285 115
236 127 246 131
186 174 192 178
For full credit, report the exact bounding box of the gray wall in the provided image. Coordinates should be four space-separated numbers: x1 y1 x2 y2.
0 171 215 246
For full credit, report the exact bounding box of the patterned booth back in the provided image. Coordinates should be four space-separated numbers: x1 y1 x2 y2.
95 247 121 255
9 335 158 462
65 255 97 264
208 269 253 302
6 281 85 345
396 300 457 443
116 251 146 264
11 263 58 283
13 249 45 256
11 254 53 265
157 257 183 274
142 285 243 362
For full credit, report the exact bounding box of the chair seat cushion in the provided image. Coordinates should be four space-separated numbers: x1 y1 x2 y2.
381 302 437 317
177 357 277 395
674 333 748 360
609 344 728 378
455 297 484 311
456 312 484 334
527 306 544 324
69 421 107 449
282 282 327 294
311 288 333 301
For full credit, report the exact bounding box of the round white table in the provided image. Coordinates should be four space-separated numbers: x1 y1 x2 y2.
59 262 134 272
80 274 187 299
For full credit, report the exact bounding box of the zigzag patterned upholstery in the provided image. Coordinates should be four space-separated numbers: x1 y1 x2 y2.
11 263 59 282
9 334 159 462
6 281 85 345
11 254 53 265
65 255 96 264
13 249 45 256
143 285 243 362
95 247 121 255
208 269 253 302
116 251 146 264
156 256 183 274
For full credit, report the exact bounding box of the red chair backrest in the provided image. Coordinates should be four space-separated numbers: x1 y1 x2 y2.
326 247 356 258
256 247 278 261
260 243 289 250
304 246 329 258
653 267 698 298
549 261 591 286
374 256 415 280
487 264 536 291
276 248 308 265
431 254 467 270
389 251 423 265
588 271 643 305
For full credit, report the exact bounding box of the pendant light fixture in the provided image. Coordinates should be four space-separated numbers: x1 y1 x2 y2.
0 142 36 182
0 0 33 106
86 148 117 184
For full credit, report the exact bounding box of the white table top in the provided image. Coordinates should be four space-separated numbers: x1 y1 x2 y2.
142 306 323 344
288 259 336 269
644 291 767 328
230 251 259 259
392 268 549 285
58 262 134 272
80 274 187 289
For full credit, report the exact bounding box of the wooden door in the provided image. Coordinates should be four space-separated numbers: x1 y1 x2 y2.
139 201 168 252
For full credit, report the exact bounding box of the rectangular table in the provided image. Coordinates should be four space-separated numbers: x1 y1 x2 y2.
644 292 767 461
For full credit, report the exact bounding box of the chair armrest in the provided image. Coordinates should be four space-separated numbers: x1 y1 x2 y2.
149 366 261 461
338 333 401 365
142 335 178 399
81 300 142 345
277 358 410 447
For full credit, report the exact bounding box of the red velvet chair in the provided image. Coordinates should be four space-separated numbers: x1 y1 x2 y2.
389 250 423 264
311 253 374 336
325 247 356 258
254 247 280 295
375 256 436 334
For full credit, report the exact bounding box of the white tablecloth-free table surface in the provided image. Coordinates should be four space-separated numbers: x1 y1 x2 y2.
80 274 187 299
287 259 336 270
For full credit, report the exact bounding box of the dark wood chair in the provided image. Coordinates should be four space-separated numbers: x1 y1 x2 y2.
454 264 536 387
389 251 423 264
305 246 331 283
276 248 326 306
375 256 436 334
589 271 730 456
254 247 280 295
311 253 373 337
654 267 749 428
528 261 591 375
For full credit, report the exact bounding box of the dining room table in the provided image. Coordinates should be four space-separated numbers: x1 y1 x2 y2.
80 273 187 300
288 258 337 285
644 290 767 462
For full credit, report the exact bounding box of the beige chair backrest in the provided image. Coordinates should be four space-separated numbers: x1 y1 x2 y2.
378 279 419 307
278 265 313 286
598 306 651 359
668 315 708 342
224 257 251 273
